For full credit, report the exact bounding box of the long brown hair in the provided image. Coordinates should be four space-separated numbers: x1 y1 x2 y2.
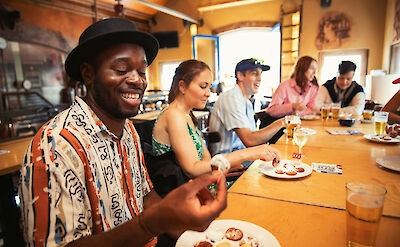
168 59 210 126
291 56 318 93
168 59 210 103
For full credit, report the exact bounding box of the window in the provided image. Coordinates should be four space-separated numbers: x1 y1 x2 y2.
158 61 182 91
390 42 400 74
318 49 368 87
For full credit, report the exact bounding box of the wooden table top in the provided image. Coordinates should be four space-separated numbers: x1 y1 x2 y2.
229 144 400 217
218 193 400 247
0 137 32 176
277 118 400 152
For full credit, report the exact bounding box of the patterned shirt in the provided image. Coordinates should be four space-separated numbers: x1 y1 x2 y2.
209 85 256 155
265 78 319 117
19 97 153 246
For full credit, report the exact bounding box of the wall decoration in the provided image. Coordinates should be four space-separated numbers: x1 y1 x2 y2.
394 0 400 43
315 12 351 50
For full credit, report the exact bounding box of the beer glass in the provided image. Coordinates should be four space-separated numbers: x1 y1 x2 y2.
346 183 386 247
285 115 301 139
321 104 330 120
331 103 341 119
373 112 388 135
362 110 373 121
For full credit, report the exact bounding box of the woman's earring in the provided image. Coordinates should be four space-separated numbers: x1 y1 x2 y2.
75 81 87 97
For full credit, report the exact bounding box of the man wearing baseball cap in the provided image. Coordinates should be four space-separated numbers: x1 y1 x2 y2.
382 78 400 123
209 58 285 156
19 18 227 247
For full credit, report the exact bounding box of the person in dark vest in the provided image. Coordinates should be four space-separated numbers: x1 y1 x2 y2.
316 61 365 115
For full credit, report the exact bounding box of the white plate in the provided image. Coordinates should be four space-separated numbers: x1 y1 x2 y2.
176 219 280 247
259 160 313 179
301 115 320 120
364 134 400 144
376 156 400 172
360 119 373 124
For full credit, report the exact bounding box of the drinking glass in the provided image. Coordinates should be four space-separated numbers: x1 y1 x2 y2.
346 182 386 247
293 127 315 156
331 103 341 119
362 110 374 121
373 111 388 135
285 115 301 139
320 104 330 120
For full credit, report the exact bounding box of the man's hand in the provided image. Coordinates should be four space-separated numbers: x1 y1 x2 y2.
144 171 227 235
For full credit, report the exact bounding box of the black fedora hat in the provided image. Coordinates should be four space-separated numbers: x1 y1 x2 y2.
65 18 159 81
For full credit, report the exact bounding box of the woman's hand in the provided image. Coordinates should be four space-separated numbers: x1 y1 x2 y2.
246 144 280 162
292 102 308 113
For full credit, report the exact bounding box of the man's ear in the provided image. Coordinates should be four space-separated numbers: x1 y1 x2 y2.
237 71 245 81
80 62 95 88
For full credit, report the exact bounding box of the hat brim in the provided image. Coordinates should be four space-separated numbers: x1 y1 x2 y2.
65 30 159 81
236 64 271 73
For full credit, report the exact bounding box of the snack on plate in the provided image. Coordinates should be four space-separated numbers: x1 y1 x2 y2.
195 241 213 247
215 242 231 247
225 228 244 241
386 124 400 138
295 167 305 172
275 169 285 174
239 236 260 247
285 171 297 176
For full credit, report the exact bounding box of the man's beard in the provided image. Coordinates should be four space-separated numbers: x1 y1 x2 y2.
92 81 140 119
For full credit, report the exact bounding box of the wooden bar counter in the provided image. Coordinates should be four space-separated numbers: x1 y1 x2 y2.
219 193 400 247
0 136 32 176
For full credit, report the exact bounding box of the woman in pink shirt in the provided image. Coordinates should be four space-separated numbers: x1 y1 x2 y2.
266 56 319 118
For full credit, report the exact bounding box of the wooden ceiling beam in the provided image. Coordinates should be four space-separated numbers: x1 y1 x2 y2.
198 0 273 12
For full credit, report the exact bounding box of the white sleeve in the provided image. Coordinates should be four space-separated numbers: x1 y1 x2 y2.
341 92 366 115
315 86 332 111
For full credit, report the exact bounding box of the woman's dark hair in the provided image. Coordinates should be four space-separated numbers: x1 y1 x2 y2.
168 60 210 126
168 60 210 104
338 61 356 75
291 56 318 93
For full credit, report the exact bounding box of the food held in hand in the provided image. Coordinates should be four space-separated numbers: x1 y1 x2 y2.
386 124 400 138
225 227 244 241
195 241 213 247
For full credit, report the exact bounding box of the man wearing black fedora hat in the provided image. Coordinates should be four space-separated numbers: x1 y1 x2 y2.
19 18 226 247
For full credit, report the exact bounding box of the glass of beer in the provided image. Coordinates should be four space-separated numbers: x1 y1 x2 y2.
362 110 373 121
321 104 330 120
373 111 388 135
346 182 386 247
331 103 341 119
285 115 301 138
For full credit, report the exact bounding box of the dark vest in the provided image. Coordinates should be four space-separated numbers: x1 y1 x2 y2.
323 77 364 108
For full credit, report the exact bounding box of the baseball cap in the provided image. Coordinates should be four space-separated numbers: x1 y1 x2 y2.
235 58 270 78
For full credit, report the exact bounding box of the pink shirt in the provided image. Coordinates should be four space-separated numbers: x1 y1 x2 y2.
265 78 319 117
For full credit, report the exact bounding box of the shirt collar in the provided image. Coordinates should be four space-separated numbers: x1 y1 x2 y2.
73 97 129 139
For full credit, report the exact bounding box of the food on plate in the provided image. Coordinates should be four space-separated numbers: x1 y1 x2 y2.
295 167 305 172
275 169 285 174
225 227 244 241
215 242 231 247
239 236 260 247
285 171 297 176
195 241 213 247
382 136 392 141
206 231 224 243
386 124 400 138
